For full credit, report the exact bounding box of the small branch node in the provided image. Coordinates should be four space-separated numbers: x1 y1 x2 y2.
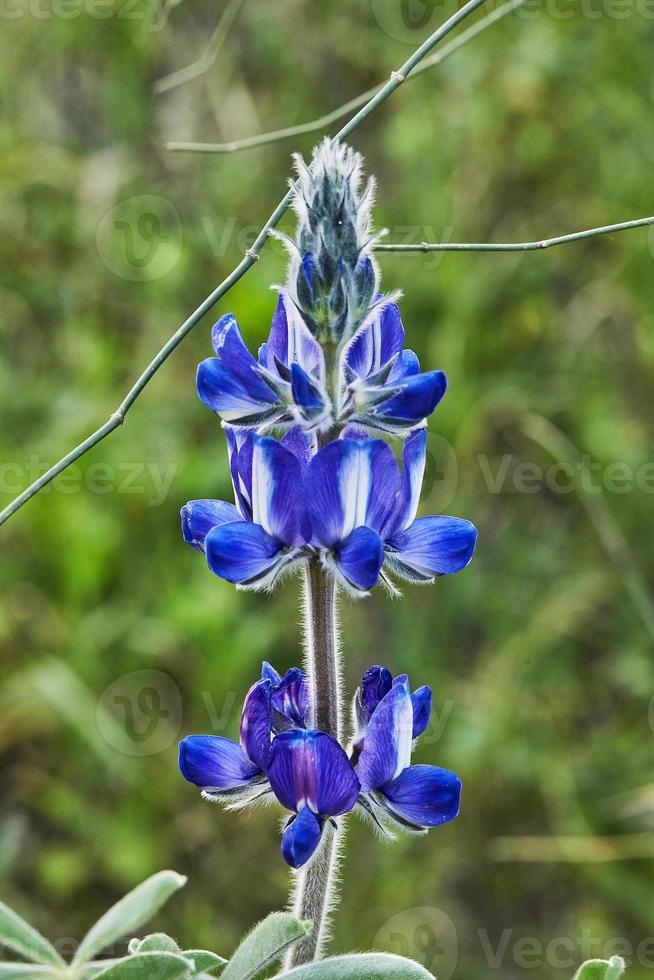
540 240 550 249
390 70 406 83
421 241 430 252
110 411 125 425
244 248 260 261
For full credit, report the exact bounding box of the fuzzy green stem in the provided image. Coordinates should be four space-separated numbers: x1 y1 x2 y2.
286 562 343 967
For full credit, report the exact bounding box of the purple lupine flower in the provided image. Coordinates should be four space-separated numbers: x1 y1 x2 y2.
352 667 461 835
306 429 477 593
181 427 315 592
267 729 360 868
340 302 447 435
179 662 358 868
196 292 331 431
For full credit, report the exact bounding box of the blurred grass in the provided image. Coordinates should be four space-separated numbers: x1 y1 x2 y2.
1 0 654 977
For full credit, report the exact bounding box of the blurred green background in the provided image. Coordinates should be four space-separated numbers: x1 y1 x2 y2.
1 0 653 976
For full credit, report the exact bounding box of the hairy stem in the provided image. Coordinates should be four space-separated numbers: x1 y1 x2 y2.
286 561 343 967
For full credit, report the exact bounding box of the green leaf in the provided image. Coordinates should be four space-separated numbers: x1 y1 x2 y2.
72 872 187 966
90 951 192 979
573 957 626 980
0 901 65 967
220 913 312 980
277 952 436 979
134 935 181 954
182 950 228 975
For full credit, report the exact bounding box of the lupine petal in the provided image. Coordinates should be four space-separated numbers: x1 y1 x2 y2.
225 426 254 518
181 500 240 552
307 439 399 545
240 680 273 770
267 730 360 817
197 316 278 422
281 427 317 476
375 370 447 425
360 665 393 724
267 291 324 379
386 516 478 580
382 764 461 826
271 668 309 728
179 735 260 790
383 430 427 538
411 686 432 739
251 436 307 546
356 681 414 793
281 806 322 868
205 521 286 586
261 661 282 685
334 526 384 592
345 302 405 379
291 363 325 415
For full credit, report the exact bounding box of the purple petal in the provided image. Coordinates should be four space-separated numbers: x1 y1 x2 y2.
382 764 461 827
205 521 286 586
281 807 322 869
357 680 414 793
271 668 309 728
261 661 282 685
345 303 405 379
251 436 308 546
267 730 360 817
280 427 318 476
240 680 273 770
382 430 427 538
411 686 432 739
386 516 478 581
306 439 399 545
334 526 384 592
291 363 326 417
181 500 240 553
388 349 421 382
360 665 393 725
179 735 260 790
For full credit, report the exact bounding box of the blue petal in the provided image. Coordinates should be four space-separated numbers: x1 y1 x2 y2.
197 316 278 423
281 807 322 869
205 521 286 586
375 371 447 425
389 349 421 381
306 439 399 545
179 735 260 790
360 665 393 725
356 681 414 793
382 764 461 827
411 686 432 739
261 661 282 685
334 526 384 592
280 427 317 476
181 499 240 552
225 427 254 519
267 291 324 379
345 302 405 379
251 436 308 546
240 680 273 770
291 363 325 415
271 668 309 728
382 430 427 538
386 516 478 580
267 730 360 817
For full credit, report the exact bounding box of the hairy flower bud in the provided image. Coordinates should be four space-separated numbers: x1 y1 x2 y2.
288 139 381 346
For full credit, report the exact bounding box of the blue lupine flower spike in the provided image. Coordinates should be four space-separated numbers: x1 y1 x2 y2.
353 666 460 836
